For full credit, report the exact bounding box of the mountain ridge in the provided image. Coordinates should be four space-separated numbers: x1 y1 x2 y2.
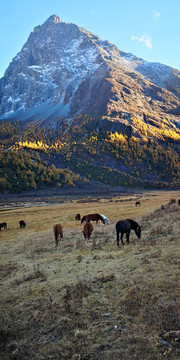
0 15 180 193
0 14 179 130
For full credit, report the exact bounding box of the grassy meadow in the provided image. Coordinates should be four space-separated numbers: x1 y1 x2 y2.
0 190 180 359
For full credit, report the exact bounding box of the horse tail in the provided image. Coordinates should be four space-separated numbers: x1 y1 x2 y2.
83 223 93 240
55 228 59 242
54 225 59 242
87 223 91 239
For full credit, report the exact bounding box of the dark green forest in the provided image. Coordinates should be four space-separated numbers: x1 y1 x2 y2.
0 117 179 193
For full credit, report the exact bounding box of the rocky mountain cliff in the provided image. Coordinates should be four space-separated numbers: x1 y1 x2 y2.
0 14 180 131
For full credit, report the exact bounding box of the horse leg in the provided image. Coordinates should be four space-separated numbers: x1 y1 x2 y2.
116 231 120 246
55 232 59 250
126 231 130 244
121 232 125 245
55 239 59 250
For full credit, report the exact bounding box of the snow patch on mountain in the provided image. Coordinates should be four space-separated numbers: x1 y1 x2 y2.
0 15 179 122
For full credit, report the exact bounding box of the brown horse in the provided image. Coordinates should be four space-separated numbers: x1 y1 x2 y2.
135 201 141 206
75 213 81 221
81 213 105 225
0 222 7 231
83 222 93 240
53 224 63 250
115 219 141 246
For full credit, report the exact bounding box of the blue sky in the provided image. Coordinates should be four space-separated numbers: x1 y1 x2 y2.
0 0 180 78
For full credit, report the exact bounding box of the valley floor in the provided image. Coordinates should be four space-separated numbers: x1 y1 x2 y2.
0 190 180 359
1 182 179 207
0 182 139 207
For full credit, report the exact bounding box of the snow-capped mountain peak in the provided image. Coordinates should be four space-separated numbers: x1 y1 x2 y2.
0 15 179 125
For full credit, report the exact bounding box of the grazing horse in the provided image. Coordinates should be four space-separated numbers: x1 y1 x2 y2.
53 224 63 250
75 213 81 221
19 220 26 229
100 214 110 224
135 201 141 206
83 222 93 240
115 219 141 246
81 213 105 225
0 222 7 231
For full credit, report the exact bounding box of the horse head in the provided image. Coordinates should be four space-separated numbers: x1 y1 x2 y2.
81 216 86 224
135 225 142 239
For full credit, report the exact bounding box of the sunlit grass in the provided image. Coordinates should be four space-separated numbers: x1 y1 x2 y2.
0 190 180 359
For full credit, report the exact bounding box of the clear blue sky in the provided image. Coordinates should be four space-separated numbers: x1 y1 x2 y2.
0 0 180 78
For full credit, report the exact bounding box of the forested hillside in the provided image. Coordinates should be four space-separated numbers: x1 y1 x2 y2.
0 117 179 193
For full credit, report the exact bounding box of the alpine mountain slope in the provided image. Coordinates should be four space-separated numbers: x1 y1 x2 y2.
0 15 180 192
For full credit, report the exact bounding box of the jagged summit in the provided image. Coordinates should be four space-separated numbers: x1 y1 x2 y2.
0 15 179 128
45 15 63 24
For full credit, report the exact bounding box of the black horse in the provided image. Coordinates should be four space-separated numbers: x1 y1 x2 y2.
19 220 26 229
135 201 141 206
115 219 141 246
0 222 7 231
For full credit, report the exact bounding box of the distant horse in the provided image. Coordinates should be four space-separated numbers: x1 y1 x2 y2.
19 220 26 229
53 224 63 250
81 213 105 225
115 219 141 246
169 199 176 204
83 222 93 240
178 199 180 206
75 214 81 221
0 222 7 231
135 201 141 206
100 214 110 224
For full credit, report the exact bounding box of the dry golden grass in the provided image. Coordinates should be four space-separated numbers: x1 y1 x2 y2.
0 190 180 360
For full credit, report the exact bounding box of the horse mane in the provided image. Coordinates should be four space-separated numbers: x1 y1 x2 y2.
126 219 139 229
98 214 104 221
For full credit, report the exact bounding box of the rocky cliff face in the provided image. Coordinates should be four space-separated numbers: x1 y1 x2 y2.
0 14 180 129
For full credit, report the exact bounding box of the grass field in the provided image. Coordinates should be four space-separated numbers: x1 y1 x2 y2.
0 190 180 359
